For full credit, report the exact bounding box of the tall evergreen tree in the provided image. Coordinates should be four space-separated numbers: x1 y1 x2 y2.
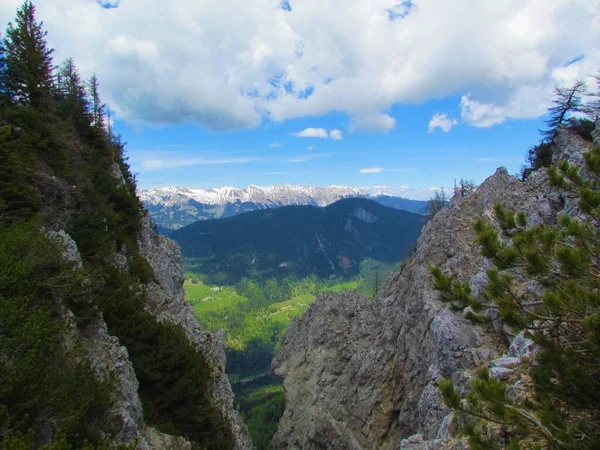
87 74 106 130
0 34 8 104
2 1 54 108
57 57 90 124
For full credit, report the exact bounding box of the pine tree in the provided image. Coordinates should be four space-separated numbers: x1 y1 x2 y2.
57 57 90 124
430 146 600 449
2 1 55 108
541 81 587 142
87 74 106 129
0 34 8 104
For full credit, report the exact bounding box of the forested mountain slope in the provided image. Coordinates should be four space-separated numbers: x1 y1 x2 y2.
171 198 426 282
0 2 250 448
140 185 427 230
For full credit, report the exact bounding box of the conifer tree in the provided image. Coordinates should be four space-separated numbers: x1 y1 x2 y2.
0 34 8 104
430 146 600 448
87 74 106 129
2 1 54 108
541 81 587 142
57 57 89 124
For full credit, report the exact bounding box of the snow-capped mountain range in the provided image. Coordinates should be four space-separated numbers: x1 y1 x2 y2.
139 184 427 230
140 184 366 208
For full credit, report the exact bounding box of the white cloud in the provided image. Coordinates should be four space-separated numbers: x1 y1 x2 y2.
290 128 329 138
269 142 282 148
288 152 332 163
329 129 343 140
141 156 266 171
459 95 507 128
351 113 396 133
359 167 384 174
2 0 598 130
428 113 458 133
307 145 315 150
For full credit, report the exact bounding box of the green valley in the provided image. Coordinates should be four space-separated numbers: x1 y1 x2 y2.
182 259 398 448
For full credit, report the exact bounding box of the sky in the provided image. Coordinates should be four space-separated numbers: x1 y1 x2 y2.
2 0 600 199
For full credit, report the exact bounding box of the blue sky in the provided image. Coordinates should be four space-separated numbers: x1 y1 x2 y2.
2 0 598 200
119 97 543 199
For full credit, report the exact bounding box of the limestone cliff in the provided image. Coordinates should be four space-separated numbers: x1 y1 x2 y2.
49 206 252 448
137 216 252 449
272 129 594 449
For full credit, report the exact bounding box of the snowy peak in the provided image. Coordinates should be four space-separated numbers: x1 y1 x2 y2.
139 184 367 207
139 184 426 230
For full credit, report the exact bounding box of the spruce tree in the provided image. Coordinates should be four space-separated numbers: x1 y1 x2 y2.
87 74 106 130
0 34 8 105
2 1 54 108
57 57 90 125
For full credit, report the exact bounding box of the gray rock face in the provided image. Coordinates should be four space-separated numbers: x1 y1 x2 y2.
137 216 252 449
83 316 146 444
48 229 83 270
272 130 592 449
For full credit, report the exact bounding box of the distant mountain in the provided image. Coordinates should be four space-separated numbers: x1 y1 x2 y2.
170 198 426 283
371 194 429 214
139 184 427 229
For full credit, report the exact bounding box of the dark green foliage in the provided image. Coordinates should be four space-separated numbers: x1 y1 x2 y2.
233 379 285 450
87 74 105 130
567 117 596 141
0 3 234 447
173 197 425 283
93 268 233 448
431 147 600 448
522 142 553 180
2 1 54 108
0 222 112 448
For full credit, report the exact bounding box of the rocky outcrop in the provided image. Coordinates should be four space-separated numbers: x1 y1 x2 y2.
50 229 192 448
138 216 252 449
50 198 252 448
272 130 594 449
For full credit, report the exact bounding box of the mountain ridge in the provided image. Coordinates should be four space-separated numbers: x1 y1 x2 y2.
171 197 426 283
140 184 428 230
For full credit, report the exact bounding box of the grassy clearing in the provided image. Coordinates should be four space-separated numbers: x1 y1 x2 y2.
184 280 249 313
268 294 317 325
323 280 359 292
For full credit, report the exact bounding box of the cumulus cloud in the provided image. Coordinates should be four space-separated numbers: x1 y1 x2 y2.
290 128 329 138
428 113 458 133
351 113 396 133
268 142 282 148
2 0 598 130
329 129 343 140
359 167 384 174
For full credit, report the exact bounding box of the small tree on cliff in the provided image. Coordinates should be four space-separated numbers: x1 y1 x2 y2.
541 81 587 143
426 187 448 219
430 145 600 449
